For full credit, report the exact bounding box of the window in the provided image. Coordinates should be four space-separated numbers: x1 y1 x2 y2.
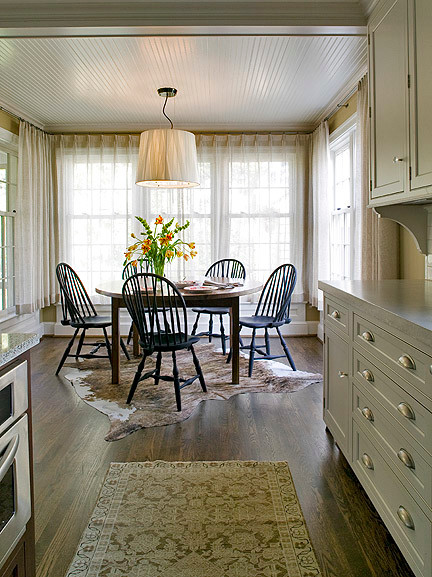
58 133 304 301
0 144 17 317
329 121 355 281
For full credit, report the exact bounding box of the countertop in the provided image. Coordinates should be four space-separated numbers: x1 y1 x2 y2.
0 333 40 368
318 279 432 351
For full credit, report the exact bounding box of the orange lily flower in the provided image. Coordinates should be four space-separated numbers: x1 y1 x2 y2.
155 215 163 225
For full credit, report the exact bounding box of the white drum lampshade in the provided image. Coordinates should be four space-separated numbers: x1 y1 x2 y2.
136 128 199 188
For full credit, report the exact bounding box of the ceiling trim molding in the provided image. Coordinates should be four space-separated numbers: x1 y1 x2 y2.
0 99 45 131
43 122 318 134
0 2 367 35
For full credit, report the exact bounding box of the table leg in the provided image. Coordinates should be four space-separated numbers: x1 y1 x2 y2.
111 297 120 384
133 323 139 357
230 297 240 384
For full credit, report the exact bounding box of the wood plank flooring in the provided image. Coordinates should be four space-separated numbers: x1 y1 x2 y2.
30 336 415 577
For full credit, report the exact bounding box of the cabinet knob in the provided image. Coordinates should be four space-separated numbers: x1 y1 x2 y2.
397 449 415 469
361 331 374 342
361 453 374 470
361 369 374 382
338 371 348 378
397 506 415 530
398 354 416 370
330 310 341 319
397 402 416 420
361 407 374 422
393 156 405 163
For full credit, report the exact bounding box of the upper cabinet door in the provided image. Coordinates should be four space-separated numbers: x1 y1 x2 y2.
370 0 409 200
409 0 432 192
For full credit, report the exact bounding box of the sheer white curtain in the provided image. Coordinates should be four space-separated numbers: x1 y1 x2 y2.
16 121 59 314
353 75 400 280
54 134 140 302
308 121 330 309
54 132 309 301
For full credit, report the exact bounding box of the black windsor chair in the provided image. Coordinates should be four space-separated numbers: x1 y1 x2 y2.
122 273 207 410
191 259 246 354
55 263 130 375
122 259 152 344
227 264 297 377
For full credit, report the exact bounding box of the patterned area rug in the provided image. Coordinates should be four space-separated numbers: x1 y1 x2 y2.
67 461 322 577
64 343 322 441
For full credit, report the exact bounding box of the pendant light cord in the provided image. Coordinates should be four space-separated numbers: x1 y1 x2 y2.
162 96 174 129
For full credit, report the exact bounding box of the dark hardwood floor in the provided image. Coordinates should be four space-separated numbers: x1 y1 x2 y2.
31 336 414 577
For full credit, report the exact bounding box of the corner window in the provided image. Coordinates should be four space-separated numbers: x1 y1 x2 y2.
329 120 355 281
0 144 17 317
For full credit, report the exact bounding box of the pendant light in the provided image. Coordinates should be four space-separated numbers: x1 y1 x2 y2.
136 87 199 188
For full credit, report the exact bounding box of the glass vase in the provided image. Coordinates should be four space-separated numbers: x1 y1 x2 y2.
153 260 165 277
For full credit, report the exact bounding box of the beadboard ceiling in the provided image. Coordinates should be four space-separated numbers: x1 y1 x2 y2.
0 34 367 132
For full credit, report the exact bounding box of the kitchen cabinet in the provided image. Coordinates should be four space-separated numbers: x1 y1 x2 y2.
319 279 432 577
369 0 432 206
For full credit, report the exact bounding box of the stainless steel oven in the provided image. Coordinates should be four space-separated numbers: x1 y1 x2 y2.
0 361 31 569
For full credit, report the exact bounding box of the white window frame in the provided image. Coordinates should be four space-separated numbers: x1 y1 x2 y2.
0 129 18 320
329 116 356 281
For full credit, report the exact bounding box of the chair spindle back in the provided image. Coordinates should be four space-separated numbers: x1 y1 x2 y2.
122 258 152 280
255 264 297 322
56 263 97 325
122 273 189 352
206 259 246 280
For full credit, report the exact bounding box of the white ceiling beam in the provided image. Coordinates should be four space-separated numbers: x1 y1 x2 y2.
0 2 367 37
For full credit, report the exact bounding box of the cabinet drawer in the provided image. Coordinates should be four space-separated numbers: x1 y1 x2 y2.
353 422 431 577
324 297 349 335
353 385 432 507
354 314 432 399
353 349 432 456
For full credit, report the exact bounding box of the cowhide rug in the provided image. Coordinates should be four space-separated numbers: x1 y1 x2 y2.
63 343 322 441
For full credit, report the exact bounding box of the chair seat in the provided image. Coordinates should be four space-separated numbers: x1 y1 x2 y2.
192 306 230 315
70 315 112 329
140 333 200 352
239 315 289 329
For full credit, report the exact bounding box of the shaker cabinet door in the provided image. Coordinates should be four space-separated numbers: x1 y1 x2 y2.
324 328 350 455
370 0 409 200
409 0 432 192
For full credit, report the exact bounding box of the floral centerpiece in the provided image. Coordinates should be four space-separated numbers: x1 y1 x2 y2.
123 215 197 277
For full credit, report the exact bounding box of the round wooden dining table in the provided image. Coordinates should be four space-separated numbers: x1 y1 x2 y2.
96 279 262 385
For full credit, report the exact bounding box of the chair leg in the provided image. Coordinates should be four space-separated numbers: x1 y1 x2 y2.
120 338 131 361
103 328 112 365
56 328 79 375
190 344 207 392
127 353 147 404
191 313 200 336
75 329 86 360
208 314 213 343
127 322 133 345
172 351 182 411
226 326 242 364
248 329 256 377
276 327 296 371
219 314 226 355
154 351 162 386
265 328 271 356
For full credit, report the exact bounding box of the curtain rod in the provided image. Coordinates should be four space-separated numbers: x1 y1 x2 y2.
323 85 358 123
0 105 45 132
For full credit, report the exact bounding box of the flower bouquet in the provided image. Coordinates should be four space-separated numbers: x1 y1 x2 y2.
123 215 197 277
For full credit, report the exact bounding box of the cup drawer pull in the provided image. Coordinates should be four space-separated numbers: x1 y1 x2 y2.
397 506 415 530
397 402 415 420
361 331 374 342
361 407 374 422
397 449 415 469
330 310 341 320
398 354 416 370
361 369 374 382
361 453 374 470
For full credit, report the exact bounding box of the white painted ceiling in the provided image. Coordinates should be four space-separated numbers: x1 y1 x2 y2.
0 35 367 132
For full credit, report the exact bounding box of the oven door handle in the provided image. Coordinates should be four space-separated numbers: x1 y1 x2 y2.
0 435 19 484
